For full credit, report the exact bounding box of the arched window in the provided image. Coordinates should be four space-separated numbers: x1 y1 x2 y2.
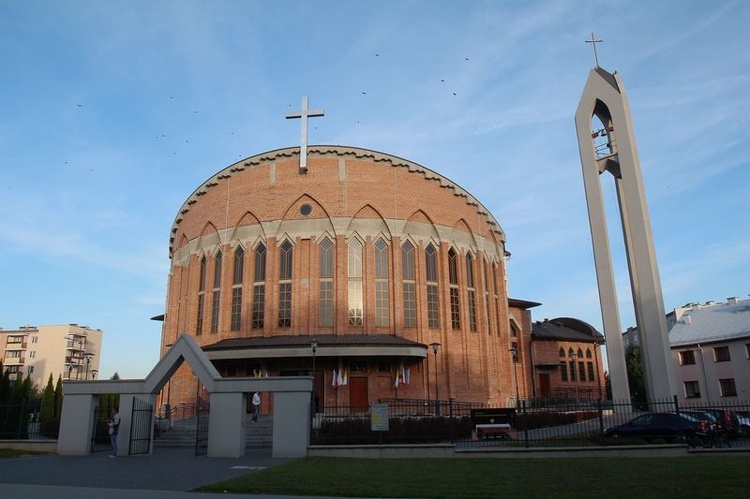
318 238 334 327
196 255 207 335
425 244 439 329
402 241 416 327
348 239 363 326
252 243 266 329
210 251 222 333
231 246 244 331
278 240 293 327
559 348 566 357
375 238 390 327
448 248 460 330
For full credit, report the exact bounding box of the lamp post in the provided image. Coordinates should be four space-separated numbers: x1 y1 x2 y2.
429 342 440 415
91 369 98 380
84 352 95 380
311 340 318 418
509 347 521 408
570 351 579 402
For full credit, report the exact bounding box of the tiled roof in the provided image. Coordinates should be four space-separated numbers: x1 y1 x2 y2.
531 317 604 343
203 334 425 351
669 298 750 346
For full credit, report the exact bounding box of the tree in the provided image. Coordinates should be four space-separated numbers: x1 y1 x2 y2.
625 345 646 408
54 376 63 417
0 361 10 403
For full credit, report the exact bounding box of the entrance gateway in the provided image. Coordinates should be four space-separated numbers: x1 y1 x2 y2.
57 334 313 458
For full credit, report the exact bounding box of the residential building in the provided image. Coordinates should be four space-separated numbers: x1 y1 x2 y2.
0 324 102 387
623 296 750 404
669 297 750 404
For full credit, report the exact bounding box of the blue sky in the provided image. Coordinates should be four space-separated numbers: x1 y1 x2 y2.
1 1 748 379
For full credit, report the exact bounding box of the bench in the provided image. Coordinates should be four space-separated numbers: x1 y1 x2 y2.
471 408 516 440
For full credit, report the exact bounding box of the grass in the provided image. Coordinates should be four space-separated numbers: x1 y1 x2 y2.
196 456 750 498
0 448 49 459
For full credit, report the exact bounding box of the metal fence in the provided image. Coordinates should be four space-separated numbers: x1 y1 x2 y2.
310 397 750 448
0 400 60 440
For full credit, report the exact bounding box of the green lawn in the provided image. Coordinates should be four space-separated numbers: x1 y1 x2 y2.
197 456 750 498
0 448 49 458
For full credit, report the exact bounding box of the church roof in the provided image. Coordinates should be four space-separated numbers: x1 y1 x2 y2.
531 317 604 343
203 334 424 350
669 297 750 347
202 334 428 361
169 145 506 255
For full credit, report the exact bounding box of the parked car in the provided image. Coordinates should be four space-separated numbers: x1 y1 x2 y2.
702 409 741 439
603 412 705 443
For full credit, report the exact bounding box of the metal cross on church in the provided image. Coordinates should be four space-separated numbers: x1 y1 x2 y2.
286 96 325 173
585 32 603 68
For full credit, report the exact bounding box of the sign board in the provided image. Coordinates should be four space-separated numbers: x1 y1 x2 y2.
371 403 389 431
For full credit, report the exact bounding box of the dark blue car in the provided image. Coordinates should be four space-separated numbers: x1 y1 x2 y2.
603 412 702 443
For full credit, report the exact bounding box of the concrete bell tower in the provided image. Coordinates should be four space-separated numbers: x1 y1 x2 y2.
575 65 677 403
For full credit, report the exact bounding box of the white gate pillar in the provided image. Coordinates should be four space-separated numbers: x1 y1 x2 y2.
207 392 247 458
272 390 311 458
57 393 97 456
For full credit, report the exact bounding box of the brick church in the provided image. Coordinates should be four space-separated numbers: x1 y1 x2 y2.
158 139 604 414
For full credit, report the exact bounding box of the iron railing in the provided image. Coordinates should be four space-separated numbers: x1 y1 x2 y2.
0 400 61 440
310 397 750 448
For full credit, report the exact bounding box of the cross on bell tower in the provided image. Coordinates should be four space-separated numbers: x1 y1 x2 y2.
286 96 325 174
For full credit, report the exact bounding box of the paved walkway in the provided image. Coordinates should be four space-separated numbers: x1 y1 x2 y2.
0 448 341 499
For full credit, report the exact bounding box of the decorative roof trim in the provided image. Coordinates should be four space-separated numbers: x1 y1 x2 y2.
169 145 506 255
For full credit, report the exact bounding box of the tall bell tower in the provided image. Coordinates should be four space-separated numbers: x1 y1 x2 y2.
575 63 677 403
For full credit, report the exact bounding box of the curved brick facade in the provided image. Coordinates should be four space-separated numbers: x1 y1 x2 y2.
161 145 521 410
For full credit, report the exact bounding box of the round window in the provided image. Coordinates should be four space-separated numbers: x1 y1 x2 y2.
300 204 312 216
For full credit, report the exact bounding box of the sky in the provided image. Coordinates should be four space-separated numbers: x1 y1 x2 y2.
1 1 748 380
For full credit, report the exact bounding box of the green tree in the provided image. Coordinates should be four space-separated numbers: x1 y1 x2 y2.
54 376 64 417
625 345 646 408
0 361 11 403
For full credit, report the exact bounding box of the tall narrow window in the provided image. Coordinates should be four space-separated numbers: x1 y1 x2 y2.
348 239 363 326
375 238 390 327
493 263 500 336
560 361 568 382
231 246 244 331
210 251 222 333
319 238 334 327
278 240 293 327
448 248 460 330
402 241 416 327
466 253 477 332
252 243 266 329
196 256 206 335
425 244 439 329
483 260 491 334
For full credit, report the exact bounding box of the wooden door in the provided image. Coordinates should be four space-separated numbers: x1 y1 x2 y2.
349 377 368 412
539 373 550 398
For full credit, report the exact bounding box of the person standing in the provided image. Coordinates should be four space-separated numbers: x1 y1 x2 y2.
108 407 120 458
252 392 261 422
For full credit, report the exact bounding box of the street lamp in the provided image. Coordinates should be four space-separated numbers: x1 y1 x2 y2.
429 342 440 415
570 351 579 402
311 340 318 418
509 347 521 408
84 352 95 380
90 369 98 380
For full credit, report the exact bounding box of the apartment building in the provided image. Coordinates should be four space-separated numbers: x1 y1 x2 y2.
0 324 103 388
